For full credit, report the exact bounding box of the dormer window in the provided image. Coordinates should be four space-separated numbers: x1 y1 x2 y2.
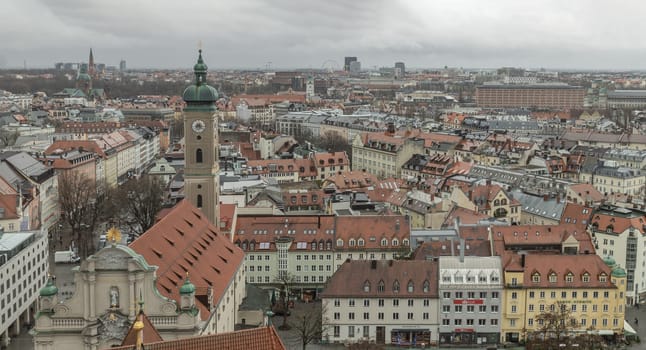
490 273 499 283
565 272 574 283
349 239 356 247
393 280 400 293
532 273 540 283
407 280 414 293
377 280 385 293
381 238 388 247
358 238 365 247
423 280 430 293
363 281 370 292
392 238 399 246
599 273 607 283
582 273 590 283
336 239 344 247
549 273 557 283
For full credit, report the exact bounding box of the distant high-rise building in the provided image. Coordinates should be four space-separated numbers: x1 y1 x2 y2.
344 56 357 72
306 76 315 102
395 61 405 77
54 62 64 70
349 61 361 76
119 59 126 72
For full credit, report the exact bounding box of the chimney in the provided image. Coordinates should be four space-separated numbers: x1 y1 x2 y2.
486 179 491 186
543 194 549 201
450 238 455 257
459 238 465 263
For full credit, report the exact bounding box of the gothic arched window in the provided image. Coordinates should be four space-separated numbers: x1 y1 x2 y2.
197 194 203 208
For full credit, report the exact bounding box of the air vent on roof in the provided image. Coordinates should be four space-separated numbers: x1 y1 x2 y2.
226 246 234 254
193 210 201 219
176 227 185 236
184 219 193 227
152 248 163 258
164 236 175 246
179 263 188 272
212 265 221 274
219 255 228 263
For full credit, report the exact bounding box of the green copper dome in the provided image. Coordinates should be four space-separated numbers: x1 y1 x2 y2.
40 278 58 297
179 276 196 295
182 49 219 106
611 266 627 278
77 64 91 81
603 256 616 268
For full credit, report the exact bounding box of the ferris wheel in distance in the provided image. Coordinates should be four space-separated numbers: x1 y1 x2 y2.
321 60 339 73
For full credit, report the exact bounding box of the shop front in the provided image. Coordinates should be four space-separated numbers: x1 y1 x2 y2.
390 329 432 346
440 329 499 345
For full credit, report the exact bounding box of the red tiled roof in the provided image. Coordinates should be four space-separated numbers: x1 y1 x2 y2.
519 254 615 289
322 170 378 190
560 202 593 226
129 200 245 321
321 260 439 298
110 326 286 350
120 311 163 346
335 215 410 251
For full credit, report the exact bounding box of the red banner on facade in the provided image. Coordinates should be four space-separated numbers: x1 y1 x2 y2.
452 299 484 305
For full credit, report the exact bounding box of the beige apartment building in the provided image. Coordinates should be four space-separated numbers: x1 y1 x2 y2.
352 131 425 179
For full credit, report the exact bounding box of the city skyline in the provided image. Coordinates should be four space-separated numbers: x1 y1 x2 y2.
2 0 646 70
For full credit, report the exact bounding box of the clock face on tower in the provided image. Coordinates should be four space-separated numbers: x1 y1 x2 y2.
191 120 206 133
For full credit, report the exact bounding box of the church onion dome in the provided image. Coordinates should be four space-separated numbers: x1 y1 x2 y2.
602 256 616 268
39 277 58 297
611 266 627 278
179 275 196 295
182 49 219 103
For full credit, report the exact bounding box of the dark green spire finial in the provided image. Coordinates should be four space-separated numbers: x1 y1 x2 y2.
193 49 208 85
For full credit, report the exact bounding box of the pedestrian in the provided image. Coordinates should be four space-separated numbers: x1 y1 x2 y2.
635 318 639 326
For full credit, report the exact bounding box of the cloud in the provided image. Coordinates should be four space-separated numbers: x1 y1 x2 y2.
1 0 646 69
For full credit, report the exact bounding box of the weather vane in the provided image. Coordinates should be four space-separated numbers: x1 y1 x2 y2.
198 40 203 50
106 226 121 245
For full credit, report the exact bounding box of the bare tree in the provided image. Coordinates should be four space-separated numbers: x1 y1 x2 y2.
58 171 106 259
0 129 18 147
527 301 579 348
289 302 330 350
274 272 297 330
113 176 165 236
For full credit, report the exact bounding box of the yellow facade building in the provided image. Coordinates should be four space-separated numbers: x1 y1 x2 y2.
501 254 626 343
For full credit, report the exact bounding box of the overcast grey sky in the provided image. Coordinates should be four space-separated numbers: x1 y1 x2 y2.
2 0 645 70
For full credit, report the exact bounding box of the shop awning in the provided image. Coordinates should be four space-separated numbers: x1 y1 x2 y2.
625 320 637 336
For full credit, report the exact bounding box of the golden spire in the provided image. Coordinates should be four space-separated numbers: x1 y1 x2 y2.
133 311 144 350
106 226 121 244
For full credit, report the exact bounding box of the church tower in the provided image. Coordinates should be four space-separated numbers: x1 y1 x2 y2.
182 50 220 226
88 48 95 77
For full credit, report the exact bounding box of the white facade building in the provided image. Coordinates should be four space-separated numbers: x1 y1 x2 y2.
322 260 439 346
0 230 48 348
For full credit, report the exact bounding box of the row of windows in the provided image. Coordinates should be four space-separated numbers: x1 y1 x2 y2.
443 305 499 313
527 290 613 299
442 291 500 299
337 238 409 247
442 273 500 284
525 317 619 328
361 279 431 294
334 299 432 308
334 311 431 321
528 272 606 284
442 318 498 326
526 303 614 313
